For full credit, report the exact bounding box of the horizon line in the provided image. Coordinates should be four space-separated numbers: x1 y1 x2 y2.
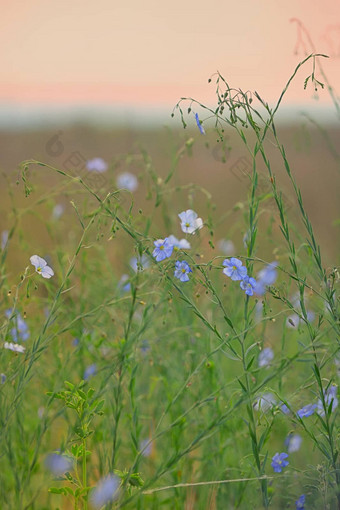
0 102 339 131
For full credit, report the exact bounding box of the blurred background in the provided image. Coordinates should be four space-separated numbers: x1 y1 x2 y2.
0 0 339 262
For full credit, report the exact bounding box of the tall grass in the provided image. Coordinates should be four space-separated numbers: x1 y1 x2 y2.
0 53 338 509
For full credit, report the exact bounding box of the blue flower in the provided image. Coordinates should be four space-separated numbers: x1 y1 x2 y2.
84 364 97 380
195 113 205 135
240 276 257 296
90 474 120 509
222 258 247 281
254 262 278 295
0 373 6 384
45 453 72 475
1 230 9 250
280 403 290 415
178 210 203 234
118 274 131 293
295 494 305 510
117 172 138 192
139 438 153 457
317 384 338 416
174 261 192 282
140 339 150 355
258 347 274 368
285 433 302 453
86 157 108 173
30 255 54 279
6 309 30 342
271 452 289 473
297 403 317 418
152 238 174 262
72 337 80 347
15 315 30 341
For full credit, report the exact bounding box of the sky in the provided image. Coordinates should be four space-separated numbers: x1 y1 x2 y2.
1 0 340 110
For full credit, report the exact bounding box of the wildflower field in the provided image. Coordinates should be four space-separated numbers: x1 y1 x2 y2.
0 55 339 510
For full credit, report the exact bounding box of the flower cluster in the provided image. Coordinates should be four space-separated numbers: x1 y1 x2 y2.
297 385 338 419
222 258 257 296
152 209 201 282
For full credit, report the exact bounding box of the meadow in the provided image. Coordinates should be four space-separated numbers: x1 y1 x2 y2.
0 54 339 509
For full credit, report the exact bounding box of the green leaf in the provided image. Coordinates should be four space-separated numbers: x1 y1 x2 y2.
129 472 144 487
87 388 95 399
95 400 105 414
48 487 65 495
77 389 87 400
246 356 255 371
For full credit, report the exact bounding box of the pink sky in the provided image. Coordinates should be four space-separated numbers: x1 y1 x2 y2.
1 0 340 107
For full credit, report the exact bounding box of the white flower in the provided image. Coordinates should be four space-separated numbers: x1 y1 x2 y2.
4 342 25 353
116 172 138 192
167 235 191 250
30 255 54 279
178 210 203 234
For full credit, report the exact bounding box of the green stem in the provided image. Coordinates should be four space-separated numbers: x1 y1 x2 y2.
82 438 87 510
